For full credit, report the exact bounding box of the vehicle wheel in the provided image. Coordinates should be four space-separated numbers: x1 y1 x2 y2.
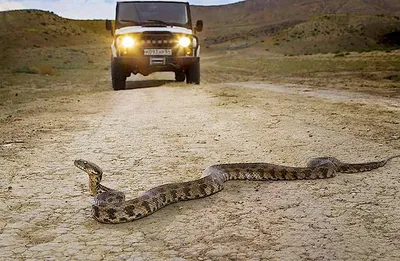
111 59 126 90
175 71 185 82
186 60 200 84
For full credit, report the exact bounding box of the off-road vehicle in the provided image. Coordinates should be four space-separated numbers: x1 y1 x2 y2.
106 0 203 90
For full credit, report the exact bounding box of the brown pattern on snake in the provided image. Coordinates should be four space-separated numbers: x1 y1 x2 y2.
74 155 399 224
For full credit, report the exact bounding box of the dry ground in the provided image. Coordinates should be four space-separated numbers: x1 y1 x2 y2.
0 46 400 260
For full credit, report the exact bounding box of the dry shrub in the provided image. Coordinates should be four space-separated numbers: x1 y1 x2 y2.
36 65 56 75
384 74 400 82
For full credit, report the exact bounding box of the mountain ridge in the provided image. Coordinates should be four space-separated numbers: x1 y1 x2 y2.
1 0 400 55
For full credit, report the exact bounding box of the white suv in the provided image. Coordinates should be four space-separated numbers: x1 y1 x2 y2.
105 0 203 90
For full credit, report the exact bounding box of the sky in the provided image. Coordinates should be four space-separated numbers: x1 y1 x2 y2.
0 0 242 19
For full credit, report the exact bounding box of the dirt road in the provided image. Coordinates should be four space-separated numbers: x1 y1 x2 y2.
1 67 400 260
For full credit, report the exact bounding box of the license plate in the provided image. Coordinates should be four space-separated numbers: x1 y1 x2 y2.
144 49 172 56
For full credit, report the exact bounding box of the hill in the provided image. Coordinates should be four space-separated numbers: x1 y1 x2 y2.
0 10 112 68
1 0 400 58
208 14 400 54
0 10 110 50
192 0 400 48
192 0 400 28
263 14 400 54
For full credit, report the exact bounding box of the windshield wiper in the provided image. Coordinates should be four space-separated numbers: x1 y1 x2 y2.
144 20 173 26
119 19 175 27
119 19 138 25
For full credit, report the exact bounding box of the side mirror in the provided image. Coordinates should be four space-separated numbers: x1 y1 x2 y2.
105 20 114 36
195 20 203 33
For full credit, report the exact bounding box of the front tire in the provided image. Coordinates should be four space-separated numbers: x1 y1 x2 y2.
186 59 200 84
111 59 126 91
175 71 185 82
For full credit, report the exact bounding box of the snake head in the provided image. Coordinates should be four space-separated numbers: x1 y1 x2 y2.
74 159 103 195
74 159 103 175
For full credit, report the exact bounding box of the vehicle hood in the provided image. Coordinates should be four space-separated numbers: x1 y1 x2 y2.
115 26 193 35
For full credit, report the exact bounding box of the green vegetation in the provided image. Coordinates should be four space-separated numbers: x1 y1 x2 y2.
12 66 38 74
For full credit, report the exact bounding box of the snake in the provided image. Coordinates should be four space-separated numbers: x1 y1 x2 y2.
74 155 399 224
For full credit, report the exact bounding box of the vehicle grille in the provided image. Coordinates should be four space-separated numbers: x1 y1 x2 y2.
118 32 193 57
139 32 176 48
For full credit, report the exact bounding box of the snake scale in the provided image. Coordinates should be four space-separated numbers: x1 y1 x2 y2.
74 155 399 224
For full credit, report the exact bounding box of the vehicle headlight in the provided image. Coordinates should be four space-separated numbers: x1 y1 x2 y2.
122 36 135 48
178 36 191 47
117 35 135 48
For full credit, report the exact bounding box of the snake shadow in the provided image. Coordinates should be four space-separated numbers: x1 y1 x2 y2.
125 79 174 90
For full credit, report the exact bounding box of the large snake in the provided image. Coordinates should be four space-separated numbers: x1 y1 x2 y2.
74 155 399 224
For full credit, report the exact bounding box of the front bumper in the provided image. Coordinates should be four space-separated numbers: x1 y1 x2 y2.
114 56 199 75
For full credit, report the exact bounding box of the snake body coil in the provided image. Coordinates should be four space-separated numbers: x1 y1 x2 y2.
74 155 399 224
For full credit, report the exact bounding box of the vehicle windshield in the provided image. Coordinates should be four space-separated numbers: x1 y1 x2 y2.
117 2 190 27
